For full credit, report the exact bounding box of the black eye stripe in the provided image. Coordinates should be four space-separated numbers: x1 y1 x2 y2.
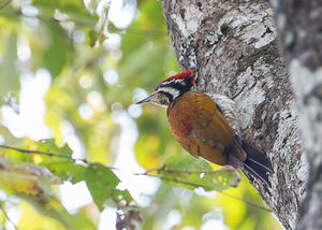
159 82 184 90
159 91 173 102
156 77 193 104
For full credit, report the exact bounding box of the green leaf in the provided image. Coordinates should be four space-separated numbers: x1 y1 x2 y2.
159 154 240 191
44 161 122 211
33 0 97 20
14 139 131 211
84 164 120 211
36 139 73 157
42 21 71 77
0 33 20 98
41 161 85 183
112 189 133 204
88 29 99 47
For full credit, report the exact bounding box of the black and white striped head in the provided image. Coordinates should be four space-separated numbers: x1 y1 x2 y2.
136 70 195 107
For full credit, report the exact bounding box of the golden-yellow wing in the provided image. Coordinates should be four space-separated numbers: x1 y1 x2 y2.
167 91 234 165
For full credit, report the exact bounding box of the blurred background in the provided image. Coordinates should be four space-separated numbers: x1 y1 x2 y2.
0 0 282 229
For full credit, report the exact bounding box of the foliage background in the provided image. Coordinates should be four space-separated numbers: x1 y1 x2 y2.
0 0 282 229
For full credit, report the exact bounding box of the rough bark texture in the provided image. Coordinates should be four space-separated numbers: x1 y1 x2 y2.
161 0 308 229
270 0 322 229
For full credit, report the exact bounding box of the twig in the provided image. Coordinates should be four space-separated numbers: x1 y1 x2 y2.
134 166 234 176
0 144 71 159
218 190 271 212
0 202 17 230
231 84 246 100
141 173 272 212
0 144 119 171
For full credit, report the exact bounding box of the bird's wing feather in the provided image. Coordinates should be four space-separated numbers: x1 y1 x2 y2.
167 91 234 165
211 94 240 134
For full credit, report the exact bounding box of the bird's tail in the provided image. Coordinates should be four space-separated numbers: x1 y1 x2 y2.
241 141 274 187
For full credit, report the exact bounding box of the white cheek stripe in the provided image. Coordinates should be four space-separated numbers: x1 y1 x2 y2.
160 87 180 99
159 78 183 87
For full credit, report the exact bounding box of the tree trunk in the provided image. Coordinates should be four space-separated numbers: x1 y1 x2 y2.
161 0 308 229
270 0 322 230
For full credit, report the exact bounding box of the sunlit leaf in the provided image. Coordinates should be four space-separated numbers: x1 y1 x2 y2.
0 156 58 198
18 199 97 230
84 163 120 211
1 138 132 211
43 161 125 211
35 139 73 157
23 139 128 211
41 161 84 183
18 201 66 230
112 189 133 204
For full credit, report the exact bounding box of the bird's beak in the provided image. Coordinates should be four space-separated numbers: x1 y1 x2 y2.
136 93 156 104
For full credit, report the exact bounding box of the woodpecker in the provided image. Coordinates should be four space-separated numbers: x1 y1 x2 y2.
137 70 274 186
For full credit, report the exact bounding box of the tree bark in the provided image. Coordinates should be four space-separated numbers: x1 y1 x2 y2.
161 0 308 229
270 0 322 230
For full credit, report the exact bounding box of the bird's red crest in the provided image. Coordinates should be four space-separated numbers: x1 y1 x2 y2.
160 69 195 84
